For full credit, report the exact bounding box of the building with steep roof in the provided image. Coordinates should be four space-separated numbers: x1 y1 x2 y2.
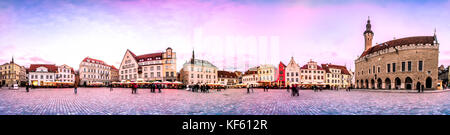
355 17 439 90
119 47 176 82
179 49 218 85
285 57 300 86
276 61 287 87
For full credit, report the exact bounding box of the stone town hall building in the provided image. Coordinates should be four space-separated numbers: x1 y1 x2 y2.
355 18 439 90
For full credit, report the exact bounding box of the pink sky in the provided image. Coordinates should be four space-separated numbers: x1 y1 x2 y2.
0 0 449 72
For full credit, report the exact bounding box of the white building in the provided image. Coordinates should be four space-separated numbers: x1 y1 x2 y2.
300 60 326 86
56 64 75 83
285 57 301 86
28 64 57 86
242 70 259 86
79 57 111 86
179 50 218 85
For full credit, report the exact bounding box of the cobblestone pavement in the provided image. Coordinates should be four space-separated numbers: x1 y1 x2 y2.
0 88 449 115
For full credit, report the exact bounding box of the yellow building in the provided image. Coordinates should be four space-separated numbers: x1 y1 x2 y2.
257 64 278 86
321 64 352 88
162 47 177 81
0 57 27 87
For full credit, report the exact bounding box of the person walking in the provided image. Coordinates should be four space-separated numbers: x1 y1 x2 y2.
26 83 29 92
110 84 113 92
291 85 296 96
131 83 134 94
158 84 162 93
251 85 254 93
247 85 250 94
74 83 78 94
287 85 290 93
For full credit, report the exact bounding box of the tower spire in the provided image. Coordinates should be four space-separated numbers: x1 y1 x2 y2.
190 48 195 64
364 16 374 51
434 28 438 44
11 56 14 63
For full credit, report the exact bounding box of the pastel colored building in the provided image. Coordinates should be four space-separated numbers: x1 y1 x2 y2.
257 64 278 85
28 64 57 86
242 70 259 86
179 50 218 85
119 47 176 82
218 70 239 86
300 60 326 86
285 57 301 87
276 61 286 87
321 64 352 88
56 64 75 83
110 65 120 83
0 57 27 87
79 57 112 86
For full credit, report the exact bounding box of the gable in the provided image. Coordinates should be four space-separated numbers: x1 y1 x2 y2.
119 50 139 70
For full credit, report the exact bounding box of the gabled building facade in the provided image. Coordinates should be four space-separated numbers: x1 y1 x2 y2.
119 47 176 82
285 57 301 86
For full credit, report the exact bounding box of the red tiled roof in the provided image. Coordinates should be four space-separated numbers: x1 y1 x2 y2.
110 65 118 70
29 64 58 72
244 70 257 75
127 50 163 62
360 36 435 58
300 64 323 70
82 57 109 66
321 64 351 75
218 70 238 78
135 53 163 62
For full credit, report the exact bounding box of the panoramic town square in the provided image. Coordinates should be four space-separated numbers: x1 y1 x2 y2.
1 0 450 117
1 87 449 115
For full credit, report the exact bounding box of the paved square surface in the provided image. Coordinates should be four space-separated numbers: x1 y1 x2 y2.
0 88 449 115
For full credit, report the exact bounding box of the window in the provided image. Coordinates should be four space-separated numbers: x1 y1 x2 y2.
402 62 405 72
377 67 380 73
408 61 412 71
418 61 423 71
392 63 396 72
373 66 375 73
387 64 391 73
